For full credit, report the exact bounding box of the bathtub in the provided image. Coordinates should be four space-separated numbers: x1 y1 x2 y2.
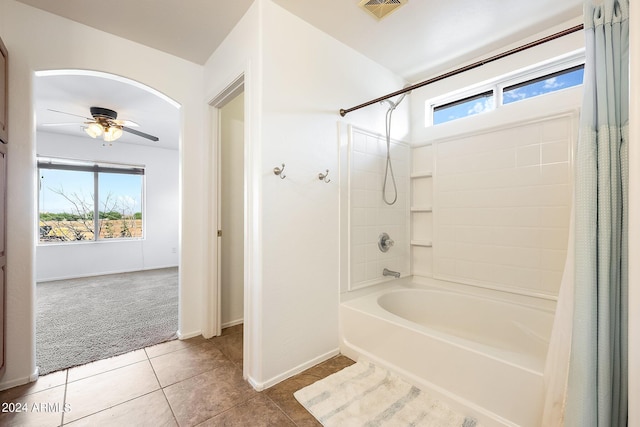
339 277 554 427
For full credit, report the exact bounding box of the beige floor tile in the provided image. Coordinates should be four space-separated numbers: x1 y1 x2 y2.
265 355 353 426
220 324 243 336
64 360 160 423
67 349 147 383
210 333 243 367
164 363 257 427
303 355 355 378
198 394 295 427
145 336 207 359
150 342 229 387
264 373 325 427
0 385 66 427
63 390 177 427
0 370 67 401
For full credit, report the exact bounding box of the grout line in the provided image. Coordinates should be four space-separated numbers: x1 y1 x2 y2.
60 370 69 426
147 349 179 425
263 392 301 427
61 390 161 426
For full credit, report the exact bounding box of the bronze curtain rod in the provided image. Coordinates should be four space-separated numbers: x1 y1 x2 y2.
339 24 584 117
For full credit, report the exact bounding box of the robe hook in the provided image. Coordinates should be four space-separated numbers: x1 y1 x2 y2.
318 169 330 183
273 163 286 179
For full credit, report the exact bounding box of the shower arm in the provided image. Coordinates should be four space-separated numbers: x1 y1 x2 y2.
339 24 584 117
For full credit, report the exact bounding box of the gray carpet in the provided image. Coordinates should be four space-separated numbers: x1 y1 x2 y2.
36 268 179 375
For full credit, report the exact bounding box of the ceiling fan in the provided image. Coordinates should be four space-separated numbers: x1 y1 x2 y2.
44 106 159 143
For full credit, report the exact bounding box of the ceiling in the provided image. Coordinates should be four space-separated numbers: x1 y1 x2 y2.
21 0 583 150
35 73 180 150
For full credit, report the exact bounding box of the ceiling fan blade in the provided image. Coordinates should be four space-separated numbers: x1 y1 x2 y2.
42 122 82 127
47 109 92 120
122 126 159 142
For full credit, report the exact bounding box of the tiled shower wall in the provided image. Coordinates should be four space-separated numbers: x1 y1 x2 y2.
349 126 410 290
412 113 575 298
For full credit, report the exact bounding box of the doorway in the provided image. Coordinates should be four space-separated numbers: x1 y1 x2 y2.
209 74 247 375
33 70 181 375
219 91 245 332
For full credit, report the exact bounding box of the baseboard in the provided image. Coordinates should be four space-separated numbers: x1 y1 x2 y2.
249 348 340 391
177 330 202 340
0 367 39 392
36 265 179 283
222 318 244 329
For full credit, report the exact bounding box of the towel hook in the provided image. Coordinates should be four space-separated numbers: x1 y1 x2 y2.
318 169 331 183
273 163 286 179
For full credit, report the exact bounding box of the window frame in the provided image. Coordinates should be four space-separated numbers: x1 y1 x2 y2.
426 51 585 127
37 156 145 244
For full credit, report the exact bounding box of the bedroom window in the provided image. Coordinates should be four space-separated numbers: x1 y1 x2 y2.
38 157 144 243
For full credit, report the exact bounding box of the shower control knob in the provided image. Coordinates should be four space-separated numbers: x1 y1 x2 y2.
378 232 394 253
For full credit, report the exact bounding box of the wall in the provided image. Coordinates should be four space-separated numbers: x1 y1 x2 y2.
220 93 244 327
203 0 261 385
35 132 179 281
204 0 407 389
0 0 205 390
258 1 407 387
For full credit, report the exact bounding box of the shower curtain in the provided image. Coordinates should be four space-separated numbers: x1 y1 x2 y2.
565 0 629 426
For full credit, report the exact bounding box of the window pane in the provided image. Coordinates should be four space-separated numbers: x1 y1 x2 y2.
39 169 95 242
433 91 494 125
502 65 584 105
98 172 143 239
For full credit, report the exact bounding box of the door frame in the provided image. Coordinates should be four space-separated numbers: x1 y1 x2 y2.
207 73 252 379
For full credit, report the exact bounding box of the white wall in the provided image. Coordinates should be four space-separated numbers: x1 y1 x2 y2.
203 0 261 385
220 93 244 326
36 132 179 281
204 0 407 389
258 1 407 387
0 0 206 390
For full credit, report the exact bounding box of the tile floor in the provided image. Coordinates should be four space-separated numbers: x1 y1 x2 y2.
0 325 354 426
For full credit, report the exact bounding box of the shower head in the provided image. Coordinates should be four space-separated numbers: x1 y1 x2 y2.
381 86 411 111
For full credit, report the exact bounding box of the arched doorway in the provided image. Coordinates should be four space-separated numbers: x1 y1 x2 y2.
33 70 181 375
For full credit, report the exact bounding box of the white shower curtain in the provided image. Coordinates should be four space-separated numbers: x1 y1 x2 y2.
566 0 629 426
541 208 576 426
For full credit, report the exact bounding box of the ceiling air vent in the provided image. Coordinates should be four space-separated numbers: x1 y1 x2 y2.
358 0 407 20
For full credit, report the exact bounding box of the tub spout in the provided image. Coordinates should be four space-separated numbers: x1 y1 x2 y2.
383 268 401 279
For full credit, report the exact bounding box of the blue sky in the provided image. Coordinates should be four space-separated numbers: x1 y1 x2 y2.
39 169 142 215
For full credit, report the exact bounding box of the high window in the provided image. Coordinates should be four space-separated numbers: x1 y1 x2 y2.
38 158 144 243
427 57 585 126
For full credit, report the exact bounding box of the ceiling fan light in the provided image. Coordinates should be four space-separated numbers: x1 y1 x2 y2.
103 125 123 142
84 122 103 138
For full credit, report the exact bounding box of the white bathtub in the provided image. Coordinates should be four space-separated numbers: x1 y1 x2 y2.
339 277 554 427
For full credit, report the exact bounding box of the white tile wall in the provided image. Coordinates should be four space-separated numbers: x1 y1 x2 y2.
410 145 434 276
349 127 410 289
420 114 575 298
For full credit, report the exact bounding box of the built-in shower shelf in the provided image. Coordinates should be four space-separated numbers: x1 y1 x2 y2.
410 172 433 179
411 207 432 213
411 240 433 247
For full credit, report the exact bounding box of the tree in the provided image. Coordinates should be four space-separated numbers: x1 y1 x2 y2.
40 186 135 241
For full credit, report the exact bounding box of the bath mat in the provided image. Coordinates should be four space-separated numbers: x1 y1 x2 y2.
294 360 480 427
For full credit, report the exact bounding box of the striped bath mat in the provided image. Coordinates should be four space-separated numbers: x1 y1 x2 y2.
294 360 480 427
